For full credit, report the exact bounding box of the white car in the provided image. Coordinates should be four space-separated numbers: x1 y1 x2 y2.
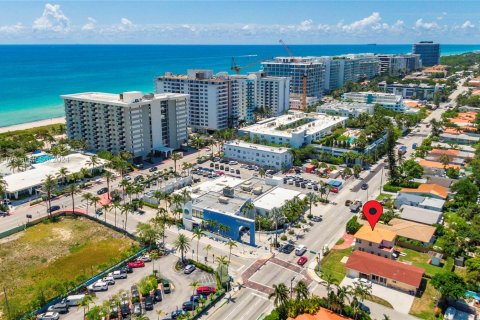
229 161 238 165
37 312 59 320
102 276 115 285
88 281 108 292
139 254 152 262
108 270 127 279
353 278 372 288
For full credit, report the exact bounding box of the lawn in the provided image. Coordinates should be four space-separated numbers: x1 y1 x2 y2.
376 193 392 201
0 217 137 318
409 279 439 320
316 247 353 284
398 247 453 277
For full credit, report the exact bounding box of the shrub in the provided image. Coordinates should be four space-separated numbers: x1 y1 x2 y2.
383 184 402 193
280 235 287 241
188 259 214 273
346 216 361 234
30 199 43 206
307 213 313 219
288 230 294 235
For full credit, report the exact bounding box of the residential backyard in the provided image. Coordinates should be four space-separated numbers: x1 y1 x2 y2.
0 217 137 318
317 247 353 284
398 247 454 277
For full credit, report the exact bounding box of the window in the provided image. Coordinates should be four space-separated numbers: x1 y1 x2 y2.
368 242 372 247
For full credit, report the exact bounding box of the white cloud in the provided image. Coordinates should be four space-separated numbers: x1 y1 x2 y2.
81 17 96 31
0 23 25 34
340 12 383 33
461 20 475 29
298 19 313 31
437 12 447 20
33 3 70 33
120 18 134 28
414 18 440 31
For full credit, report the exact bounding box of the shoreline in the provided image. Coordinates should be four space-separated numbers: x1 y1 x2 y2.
0 117 66 134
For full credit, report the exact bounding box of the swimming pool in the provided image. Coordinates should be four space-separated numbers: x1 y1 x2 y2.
465 290 480 300
32 154 54 164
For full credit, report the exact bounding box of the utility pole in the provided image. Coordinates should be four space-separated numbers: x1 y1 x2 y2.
290 276 296 299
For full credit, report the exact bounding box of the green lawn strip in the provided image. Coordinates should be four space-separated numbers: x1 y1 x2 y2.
398 248 449 277
366 295 393 308
376 193 392 201
409 279 439 320
317 247 353 284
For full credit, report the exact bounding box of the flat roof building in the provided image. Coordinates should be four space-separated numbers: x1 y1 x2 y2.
317 101 374 118
342 91 405 112
253 187 302 215
378 81 444 100
238 111 347 148
399 205 443 225
413 41 440 67
223 140 293 170
63 91 188 160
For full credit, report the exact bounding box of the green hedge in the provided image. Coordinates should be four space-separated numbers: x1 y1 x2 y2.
383 184 402 192
188 259 214 273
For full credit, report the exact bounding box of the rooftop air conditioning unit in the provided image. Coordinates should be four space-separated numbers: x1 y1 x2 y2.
219 197 229 204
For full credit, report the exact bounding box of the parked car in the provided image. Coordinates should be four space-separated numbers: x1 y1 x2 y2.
64 294 85 306
97 187 108 195
162 279 172 294
182 301 199 311
144 296 154 311
149 166 158 172
184 264 196 274
349 201 362 213
196 286 215 295
153 288 163 302
297 256 308 266
359 302 370 314
353 278 372 288
128 260 145 268
361 183 368 190
310 215 322 222
123 175 132 181
171 310 188 319
279 243 295 254
190 294 207 303
47 302 69 314
47 205 60 213
37 312 59 320
139 254 152 262
120 301 130 317
102 276 116 285
132 303 142 315
229 161 238 165
236 169 240 174
331 187 339 193
120 265 133 274
345 200 352 206
295 245 307 256
88 281 108 292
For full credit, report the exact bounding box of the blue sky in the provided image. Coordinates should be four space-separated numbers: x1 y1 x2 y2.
1 1 480 44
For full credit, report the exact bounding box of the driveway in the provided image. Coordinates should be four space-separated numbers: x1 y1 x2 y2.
341 277 415 314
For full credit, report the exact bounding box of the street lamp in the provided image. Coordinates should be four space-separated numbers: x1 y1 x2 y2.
290 276 296 299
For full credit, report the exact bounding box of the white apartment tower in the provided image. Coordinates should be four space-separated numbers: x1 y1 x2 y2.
63 91 188 160
249 72 290 118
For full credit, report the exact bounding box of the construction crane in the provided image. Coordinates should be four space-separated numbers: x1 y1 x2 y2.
230 57 264 74
279 39 308 111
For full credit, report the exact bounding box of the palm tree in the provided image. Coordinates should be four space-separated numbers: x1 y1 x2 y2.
192 227 205 262
225 239 237 264
215 255 230 288
171 153 182 173
66 184 80 213
305 192 320 216
41 174 57 216
78 294 94 319
173 234 191 263
259 168 266 178
102 170 114 199
155 309 165 320
268 283 289 307
101 203 111 223
269 208 283 247
351 283 372 319
189 281 200 295
120 203 133 230
150 252 159 275
0 176 7 199
294 280 309 301
57 167 70 185
320 271 339 309
204 244 212 263
111 200 121 227
170 193 184 220
91 195 101 216
82 192 93 215
86 155 101 174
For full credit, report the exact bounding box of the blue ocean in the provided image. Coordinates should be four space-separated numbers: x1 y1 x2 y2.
1 44 479 127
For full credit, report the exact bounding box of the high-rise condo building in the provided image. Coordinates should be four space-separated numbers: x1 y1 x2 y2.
413 41 440 67
377 54 421 76
62 91 188 160
155 69 290 131
261 57 326 98
323 54 379 91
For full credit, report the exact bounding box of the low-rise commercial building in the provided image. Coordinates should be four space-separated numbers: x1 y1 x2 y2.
238 112 347 148
253 187 302 216
378 81 443 100
317 101 374 118
354 225 397 259
63 91 188 160
342 92 405 112
223 140 292 170
346 250 424 294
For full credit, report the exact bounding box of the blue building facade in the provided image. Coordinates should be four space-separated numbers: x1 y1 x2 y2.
413 41 440 67
203 208 256 246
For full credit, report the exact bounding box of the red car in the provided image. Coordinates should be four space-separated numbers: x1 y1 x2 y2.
197 286 215 295
215 171 225 175
128 260 145 268
297 256 308 266
330 187 339 193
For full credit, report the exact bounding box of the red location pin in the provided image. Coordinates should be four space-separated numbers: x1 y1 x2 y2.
363 200 383 231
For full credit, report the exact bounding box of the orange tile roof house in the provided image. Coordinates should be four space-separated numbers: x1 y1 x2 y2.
288 309 352 320
400 183 448 200
354 225 397 259
418 159 460 170
346 251 424 294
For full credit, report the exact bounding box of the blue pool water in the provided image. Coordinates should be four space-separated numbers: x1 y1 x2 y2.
32 154 54 164
466 290 480 300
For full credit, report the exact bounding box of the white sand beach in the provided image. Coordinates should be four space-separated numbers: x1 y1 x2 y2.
0 117 66 134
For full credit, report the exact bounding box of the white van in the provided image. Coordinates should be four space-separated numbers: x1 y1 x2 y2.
64 294 85 306
295 245 307 256
87 281 108 292
108 270 127 279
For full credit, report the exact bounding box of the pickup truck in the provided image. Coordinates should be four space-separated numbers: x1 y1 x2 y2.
350 200 362 213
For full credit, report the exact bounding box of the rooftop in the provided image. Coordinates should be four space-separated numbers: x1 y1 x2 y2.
240 112 346 137
225 140 290 154
354 225 397 243
420 197 446 209
418 159 460 170
288 309 352 320
346 250 424 288
317 101 374 113
399 205 443 225
253 187 302 211
400 183 449 199
361 218 436 243
193 191 251 218
62 91 188 105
